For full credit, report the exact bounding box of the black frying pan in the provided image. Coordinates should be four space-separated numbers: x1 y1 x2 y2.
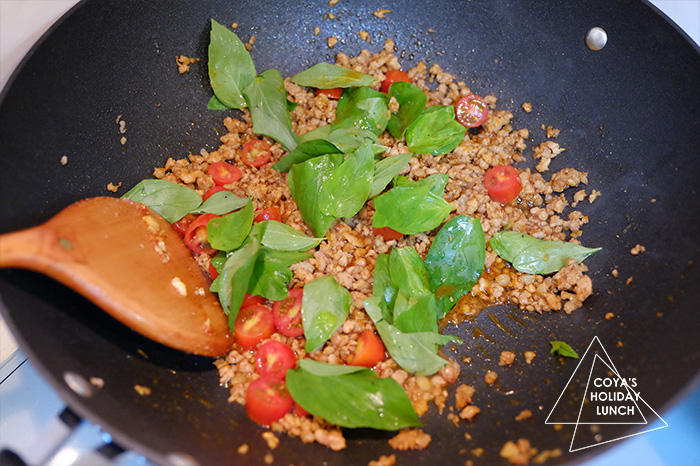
1 1 699 465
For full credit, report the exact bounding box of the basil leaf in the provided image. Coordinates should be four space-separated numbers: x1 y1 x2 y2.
490 230 601 275
370 152 413 198
372 253 397 321
122 179 202 223
290 62 376 88
207 95 230 110
334 86 390 135
242 69 298 151
273 139 340 172
286 360 421 430
301 275 351 352
363 297 459 376
253 220 323 252
424 215 485 314
393 173 448 197
405 105 467 155
387 81 427 139
388 247 432 300
206 201 254 251
318 145 374 218
550 341 579 358
288 154 343 237
208 20 256 109
372 175 454 235
194 190 249 215
216 239 260 325
248 249 310 301
392 293 441 334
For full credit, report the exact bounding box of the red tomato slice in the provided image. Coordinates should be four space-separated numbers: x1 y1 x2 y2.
253 206 282 223
455 94 489 128
373 226 403 241
349 329 386 368
183 213 217 254
242 293 266 308
208 261 219 280
245 377 294 426
484 165 522 204
241 140 272 167
172 213 197 237
202 185 228 201
255 341 297 380
314 87 343 99
380 69 411 93
208 162 242 186
234 304 276 350
272 288 304 337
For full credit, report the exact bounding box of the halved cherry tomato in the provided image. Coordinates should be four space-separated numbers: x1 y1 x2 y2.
380 69 411 93
241 140 272 167
208 162 242 186
484 165 522 204
455 94 489 128
315 87 343 99
349 329 386 368
254 206 282 223
255 341 297 380
272 288 304 337
202 185 228 201
373 226 403 241
234 304 276 350
242 293 266 308
172 213 197 237
245 377 294 425
183 213 217 253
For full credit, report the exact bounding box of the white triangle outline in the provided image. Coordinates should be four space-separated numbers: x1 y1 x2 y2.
544 336 668 452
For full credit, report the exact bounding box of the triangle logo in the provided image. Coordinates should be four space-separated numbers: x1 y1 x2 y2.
545 336 668 452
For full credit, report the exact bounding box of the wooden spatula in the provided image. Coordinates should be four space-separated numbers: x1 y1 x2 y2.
0 197 233 357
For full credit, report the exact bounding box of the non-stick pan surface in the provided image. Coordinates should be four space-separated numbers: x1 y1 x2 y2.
1 1 699 465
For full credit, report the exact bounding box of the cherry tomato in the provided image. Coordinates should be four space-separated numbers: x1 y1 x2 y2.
254 206 282 223
202 186 228 201
208 261 219 280
380 70 411 93
183 213 217 253
373 226 403 241
234 304 276 350
208 162 242 186
172 213 197 237
255 341 297 380
272 288 304 337
245 377 294 426
315 87 343 99
455 94 489 128
241 140 272 167
349 329 386 368
242 293 266 308
484 165 522 204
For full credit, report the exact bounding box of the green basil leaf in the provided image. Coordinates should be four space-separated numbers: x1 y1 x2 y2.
273 139 340 172
405 105 467 155
122 179 202 223
286 360 421 430
424 215 485 314
393 173 449 197
387 81 427 139
242 69 298 151
216 238 260 325
334 87 390 135
290 62 376 89
301 275 351 352
363 297 459 376
193 190 249 215
392 293 441 334
490 231 601 275
206 201 254 251
253 220 323 252
388 247 432 300
372 176 454 235
288 154 343 237
372 253 397 321
318 145 374 218
208 20 256 109
550 341 579 358
207 95 231 110
370 152 413 198
248 248 310 301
